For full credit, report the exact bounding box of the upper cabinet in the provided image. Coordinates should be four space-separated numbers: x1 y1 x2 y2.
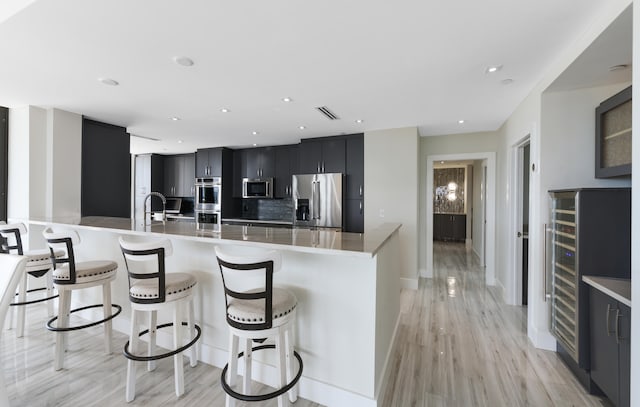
345 134 364 200
242 147 275 179
196 147 230 177
298 137 345 174
163 153 195 197
274 145 298 198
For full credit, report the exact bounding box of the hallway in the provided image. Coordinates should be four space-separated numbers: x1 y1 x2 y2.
381 241 609 406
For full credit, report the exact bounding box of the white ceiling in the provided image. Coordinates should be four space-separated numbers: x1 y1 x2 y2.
0 1 630 154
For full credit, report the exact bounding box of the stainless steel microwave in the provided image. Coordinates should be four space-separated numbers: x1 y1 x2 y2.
242 178 273 198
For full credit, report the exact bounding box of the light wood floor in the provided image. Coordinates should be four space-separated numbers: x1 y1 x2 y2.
3 242 611 406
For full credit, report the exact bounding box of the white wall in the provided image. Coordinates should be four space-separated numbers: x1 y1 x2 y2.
631 3 640 406
364 127 419 288
46 108 82 222
494 0 632 351
471 159 485 260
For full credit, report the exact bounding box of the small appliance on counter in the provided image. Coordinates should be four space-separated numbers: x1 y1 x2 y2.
292 173 343 229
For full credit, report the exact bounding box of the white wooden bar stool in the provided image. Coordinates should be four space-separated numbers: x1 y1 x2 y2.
42 227 122 371
0 222 63 337
215 246 302 407
119 237 201 402
0 254 28 407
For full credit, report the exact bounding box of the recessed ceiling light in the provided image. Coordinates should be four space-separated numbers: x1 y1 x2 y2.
252 131 259 135
485 65 503 74
282 97 292 102
170 117 180 121
440 161 445 164
299 126 306 130
173 56 194 67
253 143 258 147
501 78 514 85
355 119 363 124
177 140 183 144
458 119 465 124
609 64 629 71
220 108 229 113
98 77 119 86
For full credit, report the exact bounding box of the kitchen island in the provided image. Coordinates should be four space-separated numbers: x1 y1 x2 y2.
25 217 401 407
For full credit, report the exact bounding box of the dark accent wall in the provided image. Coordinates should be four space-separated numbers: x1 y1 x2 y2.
81 118 131 217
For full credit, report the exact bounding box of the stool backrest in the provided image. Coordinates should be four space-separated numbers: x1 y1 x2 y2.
0 222 28 255
215 246 281 331
119 237 172 304
0 254 27 407
42 227 80 284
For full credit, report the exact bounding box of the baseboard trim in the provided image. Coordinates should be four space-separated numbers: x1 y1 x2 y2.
529 323 557 351
400 277 418 290
419 267 430 278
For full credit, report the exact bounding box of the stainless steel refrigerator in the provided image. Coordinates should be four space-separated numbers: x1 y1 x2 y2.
292 173 343 229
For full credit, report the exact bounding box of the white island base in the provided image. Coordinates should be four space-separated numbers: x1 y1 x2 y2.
26 218 402 407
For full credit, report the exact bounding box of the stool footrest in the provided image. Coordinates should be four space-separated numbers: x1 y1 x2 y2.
46 303 122 332
220 344 303 402
123 322 202 362
11 287 59 306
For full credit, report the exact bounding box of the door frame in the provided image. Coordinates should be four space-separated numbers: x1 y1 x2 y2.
425 152 496 286
513 136 531 306
0 107 7 221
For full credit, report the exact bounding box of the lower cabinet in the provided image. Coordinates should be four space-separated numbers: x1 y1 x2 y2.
589 287 631 407
433 214 466 241
344 199 364 233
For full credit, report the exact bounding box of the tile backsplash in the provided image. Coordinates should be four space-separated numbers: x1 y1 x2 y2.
241 198 294 221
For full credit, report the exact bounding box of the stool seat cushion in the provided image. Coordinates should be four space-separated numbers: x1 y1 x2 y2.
24 249 64 277
130 272 197 302
227 287 297 325
53 260 118 284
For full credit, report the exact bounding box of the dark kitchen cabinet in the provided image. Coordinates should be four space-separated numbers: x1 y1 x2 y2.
589 287 631 407
163 153 195 197
346 134 364 200
433 214 466 241
344 199 364 233
298 138 345 174
274 145 298 198
196 147 230 177
243 147 275 179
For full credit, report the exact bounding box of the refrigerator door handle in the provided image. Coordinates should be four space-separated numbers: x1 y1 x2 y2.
312 180 321 220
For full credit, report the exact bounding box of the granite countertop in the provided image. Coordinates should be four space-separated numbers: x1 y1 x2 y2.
27 216 401 258
582 275 631 307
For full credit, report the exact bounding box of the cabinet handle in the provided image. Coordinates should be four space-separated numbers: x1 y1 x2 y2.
606 303 614 336
317 162 320 173
615 308 622 344
359 200 362 214
322 161 325 173
359 185 363 197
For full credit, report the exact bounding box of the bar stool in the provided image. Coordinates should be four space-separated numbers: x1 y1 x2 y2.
42 227 122 371
0 254 28 407
215 246 303 407
119 237 201 402
0 222 63 337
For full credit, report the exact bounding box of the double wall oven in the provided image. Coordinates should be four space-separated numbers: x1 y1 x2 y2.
195 177 221 229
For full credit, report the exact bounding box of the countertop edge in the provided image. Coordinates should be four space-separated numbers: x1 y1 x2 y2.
582 275 632 307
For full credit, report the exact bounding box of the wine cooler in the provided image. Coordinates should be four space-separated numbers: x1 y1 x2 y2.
547 188 630 388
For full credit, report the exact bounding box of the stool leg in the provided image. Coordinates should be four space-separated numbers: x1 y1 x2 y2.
126 309 140 402
148 310 157 372
54 289 71 371
188 299 197 367
243 338 252 395
102 283 113 354
173 302 184 397
16 272 27 337
226 333 239 407
46 270 55 318
275 330 289 407
285 324 298 403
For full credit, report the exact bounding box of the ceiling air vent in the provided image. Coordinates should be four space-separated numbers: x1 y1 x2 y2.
316 106 340 120
131 134 160 141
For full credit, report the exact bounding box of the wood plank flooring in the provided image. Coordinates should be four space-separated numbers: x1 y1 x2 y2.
380 241 611 407
3 242 611 406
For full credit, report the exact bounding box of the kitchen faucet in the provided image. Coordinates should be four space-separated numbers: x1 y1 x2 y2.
144 191 167 224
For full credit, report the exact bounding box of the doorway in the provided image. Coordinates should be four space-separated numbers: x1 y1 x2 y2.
515 138 531 306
